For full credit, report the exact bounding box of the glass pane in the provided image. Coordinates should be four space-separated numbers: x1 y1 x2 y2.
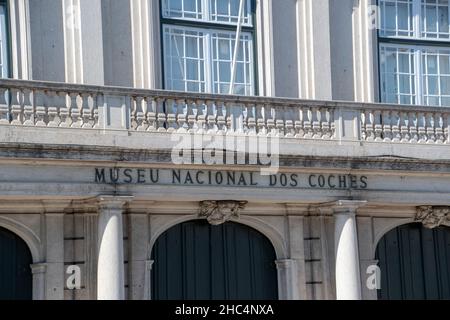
163 0 252 26
421 48 450 106
210 0 252 26
212 32 254 95
163 26 206 93
0 4 8 78
380 45 415 105
380 0 414 37
421 0 450 39
441 76 450 94
162 0 203 20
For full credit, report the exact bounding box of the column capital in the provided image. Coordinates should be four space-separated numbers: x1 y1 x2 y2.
96 195 134 211
318 200 367 215
275 259 296 270
30 263 47 274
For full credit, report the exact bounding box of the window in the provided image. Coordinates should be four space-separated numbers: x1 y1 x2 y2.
379 0 450 106
0 1 9 78
161 0 255 95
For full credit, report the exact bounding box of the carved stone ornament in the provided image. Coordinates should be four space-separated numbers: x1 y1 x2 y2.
415 206 450 229
199 200 248 226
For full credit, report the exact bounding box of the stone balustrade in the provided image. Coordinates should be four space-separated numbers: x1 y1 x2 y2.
0 79 449 145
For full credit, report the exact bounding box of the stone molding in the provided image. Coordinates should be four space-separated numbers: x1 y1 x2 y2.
416 206 450 229
199 200 248 226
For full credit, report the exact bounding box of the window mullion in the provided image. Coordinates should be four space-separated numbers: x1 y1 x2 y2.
205 31 213 93
203 0 209 22
416 0 422 39
415 48 423 105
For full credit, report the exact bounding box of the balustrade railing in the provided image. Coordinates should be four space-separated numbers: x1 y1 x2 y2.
0 79 449 145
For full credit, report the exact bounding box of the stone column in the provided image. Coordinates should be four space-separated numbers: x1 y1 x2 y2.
143 260 154 300
331 200 367 300
275 259 298 300
30 263 47 300
96 196 133 300
44 213 65 300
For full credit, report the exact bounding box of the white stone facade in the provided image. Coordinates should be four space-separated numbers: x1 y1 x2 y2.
0 0 449 300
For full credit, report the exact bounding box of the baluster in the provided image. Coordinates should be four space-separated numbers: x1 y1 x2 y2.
81 93 93 128
156 98 167 132
166 99 177 133
93 94 100 129
390 111 400 142
408 112 418 143
70 92 82 128
382 110 392 142
225 102 233 135
368 110 377 142
136 96 148 131
22 89 34 126
435 113 444 144
294 106 305 138
285 105 295 138
206 100 217 134
176 99 187 133
426 112 436 144
240 102 249 135
134 96 143 130
196 100 207 134
361 110 370 141
10 88 23 125
320 108 333 140
399 112 409 143
35 90 47 127
275 106 285 137
0 87 10 124
234 102 245 135
58 91 70 128
329 109 336 139
247 103 256 136
146 97 157 132
373 110 383 142
303 107 313 139
130 96 140 130
256 104 266 136
266 105 275 137
311 107 321 139
186 99 196 133
216 101 226 135
417 112 427 143
443 113 449 144
47 91 61 127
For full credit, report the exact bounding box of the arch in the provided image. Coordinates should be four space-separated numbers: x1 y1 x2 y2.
375 222 450 300
0 226 33 300
151 219 279 300
372 217 414 259
150 216 287 260
0 216 42 263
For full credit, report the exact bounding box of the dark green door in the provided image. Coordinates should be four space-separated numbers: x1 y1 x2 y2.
376 223 450 300
0 227 33 300
151 220 278 300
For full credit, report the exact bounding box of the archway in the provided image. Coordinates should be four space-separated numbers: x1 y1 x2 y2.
0 227 33 300
375 223 450 300
151 220 278 300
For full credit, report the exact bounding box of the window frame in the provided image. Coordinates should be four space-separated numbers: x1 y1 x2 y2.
0 0 11 78
160 0 258 95
378 0 450 106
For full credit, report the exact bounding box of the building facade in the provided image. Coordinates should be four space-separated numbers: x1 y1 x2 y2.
0 0 449 300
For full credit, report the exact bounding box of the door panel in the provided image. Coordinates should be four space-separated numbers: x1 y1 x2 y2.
0 227 33 300
151 220 278 300
376 223 450 300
